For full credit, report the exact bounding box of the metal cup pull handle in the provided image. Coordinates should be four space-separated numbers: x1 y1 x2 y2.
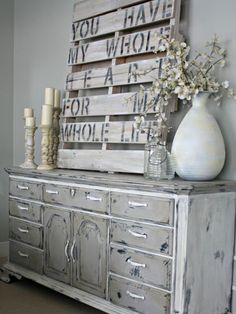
126 290 145 300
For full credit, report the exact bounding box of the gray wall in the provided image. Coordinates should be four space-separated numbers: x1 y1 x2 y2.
0 0 14 243
13 0 73 165
182 0 236 179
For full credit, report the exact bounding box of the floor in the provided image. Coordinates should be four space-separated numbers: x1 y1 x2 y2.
0 262 105 314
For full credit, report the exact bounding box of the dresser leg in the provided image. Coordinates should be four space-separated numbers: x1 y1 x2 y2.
0 267 22 283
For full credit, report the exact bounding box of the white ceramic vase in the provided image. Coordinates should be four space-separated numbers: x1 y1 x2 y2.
171 92 225 181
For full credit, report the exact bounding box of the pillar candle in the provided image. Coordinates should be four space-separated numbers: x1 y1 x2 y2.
25 117 36 127
41 104 53 126
54 89 61 108
45 88 54 106
24 108 34 118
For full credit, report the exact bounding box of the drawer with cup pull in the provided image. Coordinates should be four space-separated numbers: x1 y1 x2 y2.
43 183 109 213
110 192 174 225
109 275 170 314
9 217 43 249
9 198 42 223
9 240 43 274
110 246 172 290
110 220 173 256
10 179 42 200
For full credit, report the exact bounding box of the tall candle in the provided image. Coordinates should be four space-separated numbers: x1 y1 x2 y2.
45 88 54 106
24 108 34 118
54 89 61 108
25 117 36 127
41 105 53 126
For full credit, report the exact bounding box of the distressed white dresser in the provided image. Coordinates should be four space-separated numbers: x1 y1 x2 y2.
2 168 236 314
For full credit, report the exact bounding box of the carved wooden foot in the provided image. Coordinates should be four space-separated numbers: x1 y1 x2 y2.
0 267 22 283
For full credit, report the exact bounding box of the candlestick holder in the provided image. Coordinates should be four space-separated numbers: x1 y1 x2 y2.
20 126 38 169
52 107 61 167
37 125 54 170
48 127 55 168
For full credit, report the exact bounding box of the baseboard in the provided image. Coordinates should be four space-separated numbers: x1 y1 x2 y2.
0 241 9 259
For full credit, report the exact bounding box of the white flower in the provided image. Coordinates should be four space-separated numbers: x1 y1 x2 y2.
222 80 229 88
133 116 145 130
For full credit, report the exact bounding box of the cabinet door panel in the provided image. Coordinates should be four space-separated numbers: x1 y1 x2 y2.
44 207 71 284
72 213 108 298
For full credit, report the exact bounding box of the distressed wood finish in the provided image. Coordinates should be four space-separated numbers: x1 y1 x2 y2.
73 0 149 21
180 193 235 314
61 121 157 144
62 92 157 118
43 183 109 213
44 207 71 284
68 26 171 65
110 245 172 290
9 198 42 223
10 179 42 200
9 217 43 249
110 192 174 225
58 149 145 173
60 0 182 173
72 212 108 297
9 240 43 274
66 58 164 91
109 275 171 314
110 219 173 255
71 0 175 41
5 170 236 314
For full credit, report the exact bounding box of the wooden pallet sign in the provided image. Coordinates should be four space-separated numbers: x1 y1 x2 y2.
58 0 181 173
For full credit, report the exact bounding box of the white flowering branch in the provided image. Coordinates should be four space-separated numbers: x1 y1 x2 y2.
132 35 236 141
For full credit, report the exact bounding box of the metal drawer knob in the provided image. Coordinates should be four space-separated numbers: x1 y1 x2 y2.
127 258 146 268
126 290 145 300
128 201 147 208
17 185 29 191
18 251 29 258
128 229 147 239
18 227 29 233
46 189 59 195
86 195 102 202
17 205 29 211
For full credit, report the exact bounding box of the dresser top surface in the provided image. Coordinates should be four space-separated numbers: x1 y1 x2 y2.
5 167 236 195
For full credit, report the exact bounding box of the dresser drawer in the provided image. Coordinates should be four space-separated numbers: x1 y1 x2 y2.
9 218 43 249
109 276 170 314
10 179 42 200
110 192 174 225
43 184 109 213
110 220 173 256
9 240 43 274
110 246 172 290
9 199 42 223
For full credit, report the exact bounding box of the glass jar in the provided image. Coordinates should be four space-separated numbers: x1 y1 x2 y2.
144 139 175 180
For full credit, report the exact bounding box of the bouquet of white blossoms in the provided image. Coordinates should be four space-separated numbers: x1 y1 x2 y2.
134 35 236 132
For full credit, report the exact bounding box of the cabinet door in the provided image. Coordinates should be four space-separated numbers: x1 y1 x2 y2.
72 212 108 298
44 207 71 284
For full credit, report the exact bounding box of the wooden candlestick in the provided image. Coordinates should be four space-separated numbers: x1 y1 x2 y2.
52 107 61 167
37 125 54 170
48 127 55 168
20 126 38 169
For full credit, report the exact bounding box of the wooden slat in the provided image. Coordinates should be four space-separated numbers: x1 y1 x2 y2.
73 0 145 22
57 149 145 173
62 92 158 117
61 121 157 144
66 58 164 90
68 26 170 65
71 0 175 41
